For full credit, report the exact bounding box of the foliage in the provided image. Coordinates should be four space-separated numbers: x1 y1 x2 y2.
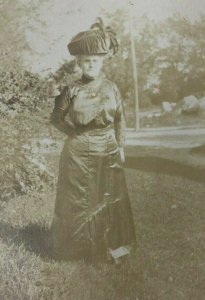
51 59 82 92
0 110 56 203
102 12 205 106
0 67 53 117
152 14 205 103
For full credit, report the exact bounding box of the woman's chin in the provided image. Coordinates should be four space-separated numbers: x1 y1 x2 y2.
84 72 100 79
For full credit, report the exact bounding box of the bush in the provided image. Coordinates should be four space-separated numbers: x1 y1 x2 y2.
0 113 55 203
0 67 53 117
0 66 55 202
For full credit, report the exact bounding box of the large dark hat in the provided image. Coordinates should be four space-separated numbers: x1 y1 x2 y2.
67 18 118 56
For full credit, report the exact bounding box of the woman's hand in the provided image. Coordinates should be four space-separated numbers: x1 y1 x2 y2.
119 147 125 163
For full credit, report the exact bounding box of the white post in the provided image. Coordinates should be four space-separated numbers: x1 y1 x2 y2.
128 0 140 131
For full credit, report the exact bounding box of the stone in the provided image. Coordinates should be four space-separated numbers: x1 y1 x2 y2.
162 101 173 113
181 96 200 114
162 102 176 113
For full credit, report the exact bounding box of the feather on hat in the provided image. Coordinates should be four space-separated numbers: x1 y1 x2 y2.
67 18 118 56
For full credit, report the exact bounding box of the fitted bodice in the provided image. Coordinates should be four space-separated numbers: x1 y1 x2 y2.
50 73 125 147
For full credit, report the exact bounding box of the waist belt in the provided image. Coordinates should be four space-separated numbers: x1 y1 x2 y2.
75 124 114 136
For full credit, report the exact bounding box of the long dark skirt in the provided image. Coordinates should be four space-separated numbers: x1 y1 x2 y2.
52 127 136 261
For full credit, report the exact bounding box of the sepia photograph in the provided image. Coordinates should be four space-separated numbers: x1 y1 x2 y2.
1 0 205 299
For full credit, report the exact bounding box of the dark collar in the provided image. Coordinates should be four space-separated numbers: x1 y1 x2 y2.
81 74 95 84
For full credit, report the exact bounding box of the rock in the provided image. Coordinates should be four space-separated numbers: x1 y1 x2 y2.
162 102 173 113
181 96 200 114
153 112 162 117
162 102 176 113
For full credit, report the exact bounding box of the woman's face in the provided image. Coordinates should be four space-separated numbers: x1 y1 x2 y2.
77 55 105 79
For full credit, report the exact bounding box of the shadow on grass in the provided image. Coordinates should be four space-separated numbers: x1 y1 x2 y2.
0 221 53 260
190 144 205 155
125 156 205 183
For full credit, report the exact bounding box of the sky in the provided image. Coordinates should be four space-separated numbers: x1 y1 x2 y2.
19 0 205 75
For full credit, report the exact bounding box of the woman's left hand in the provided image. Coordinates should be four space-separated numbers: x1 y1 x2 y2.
119 147 125 163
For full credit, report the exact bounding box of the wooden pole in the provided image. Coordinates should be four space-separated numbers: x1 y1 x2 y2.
129 1 140 131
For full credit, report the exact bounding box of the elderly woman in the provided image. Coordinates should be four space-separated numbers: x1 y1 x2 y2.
50 19 136 263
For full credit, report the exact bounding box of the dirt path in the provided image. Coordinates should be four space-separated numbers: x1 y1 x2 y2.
126 126 205 148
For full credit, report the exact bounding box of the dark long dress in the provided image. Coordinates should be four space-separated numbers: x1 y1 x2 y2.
50 73 136 261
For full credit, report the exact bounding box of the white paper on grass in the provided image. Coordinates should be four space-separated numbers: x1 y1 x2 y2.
110 246 130 259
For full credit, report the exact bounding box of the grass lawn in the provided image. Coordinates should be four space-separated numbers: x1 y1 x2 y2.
0 167 205 300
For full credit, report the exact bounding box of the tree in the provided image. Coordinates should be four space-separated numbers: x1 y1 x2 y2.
104 11 205 105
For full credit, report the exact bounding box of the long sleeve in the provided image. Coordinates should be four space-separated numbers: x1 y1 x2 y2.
113 85 126 148
50 86 72 135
